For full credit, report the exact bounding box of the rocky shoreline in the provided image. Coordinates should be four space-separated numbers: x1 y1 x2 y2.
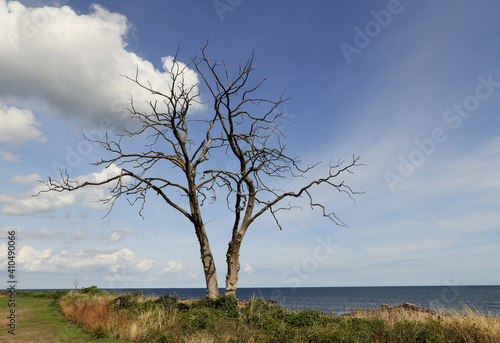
343 302 439 317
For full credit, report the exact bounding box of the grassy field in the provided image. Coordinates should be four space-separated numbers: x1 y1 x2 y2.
0 292 133 343
2 287 500 342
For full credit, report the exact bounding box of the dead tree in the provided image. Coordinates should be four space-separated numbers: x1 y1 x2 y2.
73 278 79 291
39 45 363 299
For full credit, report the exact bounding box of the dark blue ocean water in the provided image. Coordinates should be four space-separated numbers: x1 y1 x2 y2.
24 286 500 316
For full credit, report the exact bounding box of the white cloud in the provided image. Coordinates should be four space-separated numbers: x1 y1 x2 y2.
243 262 253 274
0 104 46 145
106 227 136 244
163 260 184 273
0 188 75 214
12 244 154 273
0 150 20 162
74 164 127 211
10 173 41 185
0 164 122 214
0 104 44 160
0 1 202 128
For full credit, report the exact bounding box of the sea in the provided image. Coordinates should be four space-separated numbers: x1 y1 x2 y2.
24 285 500 316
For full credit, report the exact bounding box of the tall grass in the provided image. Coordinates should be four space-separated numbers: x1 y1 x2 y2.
350 305 500 342
59 291 178 340
55 288 500 343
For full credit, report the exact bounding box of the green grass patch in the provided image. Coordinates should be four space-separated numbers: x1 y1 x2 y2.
0 292 133 342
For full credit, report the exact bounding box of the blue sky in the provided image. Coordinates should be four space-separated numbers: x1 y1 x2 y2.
0 0 499 291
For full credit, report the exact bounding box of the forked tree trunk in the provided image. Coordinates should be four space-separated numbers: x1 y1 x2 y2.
224 237 242 296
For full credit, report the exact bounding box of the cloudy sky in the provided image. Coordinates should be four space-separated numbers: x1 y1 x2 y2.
1 0 499 291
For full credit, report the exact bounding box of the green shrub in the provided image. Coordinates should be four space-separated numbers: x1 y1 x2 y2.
210 295 239 318
211 295 238 310
177 302 190 311
79 286 107 296
283 309 322 327
155 294 178 308
188 311 211 330
186 295 240 318
108 292 181 316
108 293 138 311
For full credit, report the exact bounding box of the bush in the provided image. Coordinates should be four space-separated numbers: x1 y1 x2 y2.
79 286 107 296
283 309 322 327
188 311 211 330
208 295 239 317
107 291 181 317
108 293 138 311
155 294 178 308
186 295 240 318
177 302 190 311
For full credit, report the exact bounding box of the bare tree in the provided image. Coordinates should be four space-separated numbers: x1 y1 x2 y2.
39 45 363 299
73 278 79 291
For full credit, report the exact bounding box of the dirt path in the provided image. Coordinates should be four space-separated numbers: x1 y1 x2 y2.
0 295 133 342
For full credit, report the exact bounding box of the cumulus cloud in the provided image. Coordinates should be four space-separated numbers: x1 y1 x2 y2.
73 164 125 210
0 164 122 215
0 104 46 145
0 104 46 161
163 261 184 273
0 1 202 128
11 244 154 273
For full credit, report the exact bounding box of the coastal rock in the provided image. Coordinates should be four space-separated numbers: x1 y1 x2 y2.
394 302 438 315
345 302 439 317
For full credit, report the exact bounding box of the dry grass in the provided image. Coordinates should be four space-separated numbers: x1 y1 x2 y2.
183 332 215 343
59 292 186 341
349 304 500 343
439 307 500 341
60 294 130 339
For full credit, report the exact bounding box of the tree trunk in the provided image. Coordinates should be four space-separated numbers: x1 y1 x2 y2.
202 249 219 299
224 239 241 296
195 223 219 299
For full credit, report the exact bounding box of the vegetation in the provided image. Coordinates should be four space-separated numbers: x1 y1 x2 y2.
16 289 70 299
0 290 132 342
43 287 500 342
4 288 499 342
